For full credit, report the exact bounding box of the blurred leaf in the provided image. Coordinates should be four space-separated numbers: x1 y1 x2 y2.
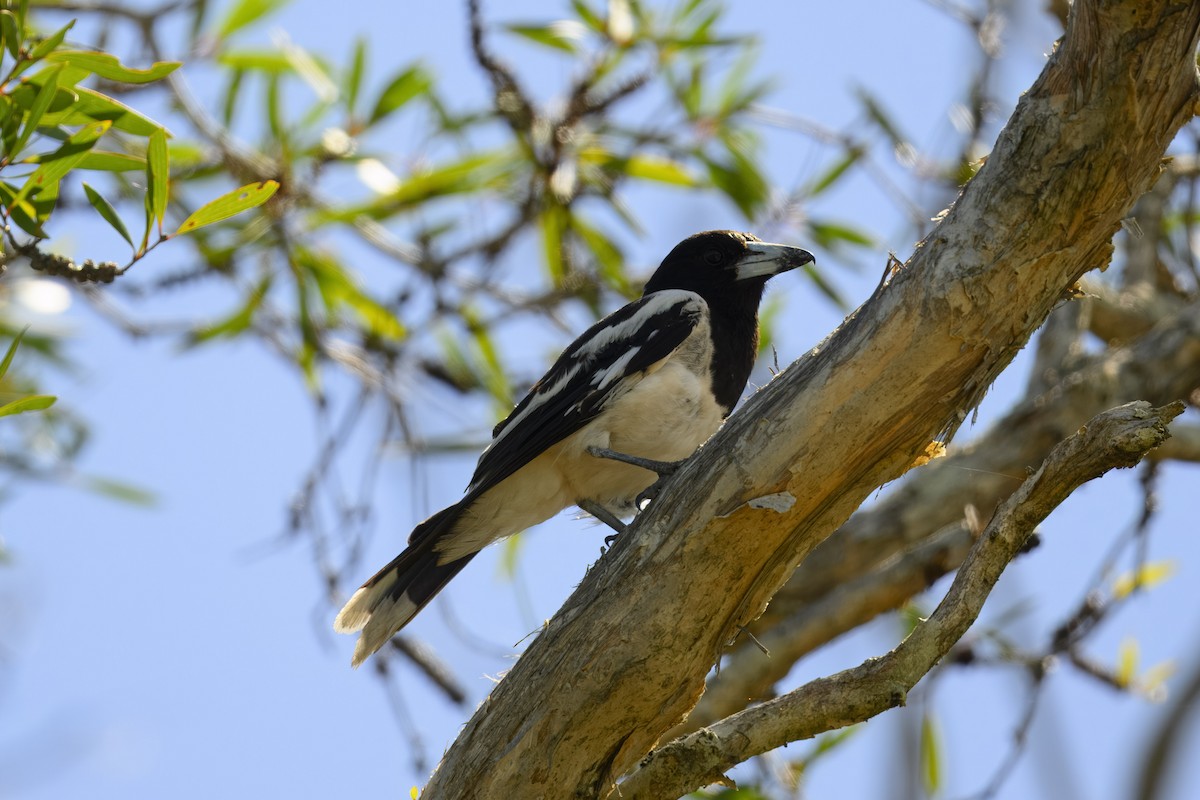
265 72 284 141
505 23 579 53
187 276 272 345
345 38 366 116
920 712 942 796
540 205 568 285
12 118 110 208
1116 637 1139 688
1112 560 1177 599
174 180 279 235
498 532 523 579
856 86 909 147
368 65 432 126
217 49 295 72
570 0 604 32
802 263 847 309
144 128 169 243
574 216 631 295
215 0 292 39
623 154 698 186
0 10 20 60
82 182 134 248
0 328 28 380
28 20 74 62
298 248 406 341
702 152 767 219
324 150 516 222
45 51 180 83
809 220 874 248
222 68 244 126
0 394 56 416
10 64 64 159
80 475 156 506
806 147 863 197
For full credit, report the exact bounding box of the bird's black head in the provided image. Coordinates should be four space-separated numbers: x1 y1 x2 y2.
643 230 814 413
642 230 814 311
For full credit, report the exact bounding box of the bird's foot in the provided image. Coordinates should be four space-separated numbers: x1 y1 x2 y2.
586 447 684 478
578 499 627 548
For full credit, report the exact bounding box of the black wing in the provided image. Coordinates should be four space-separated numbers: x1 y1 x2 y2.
467 289 706 496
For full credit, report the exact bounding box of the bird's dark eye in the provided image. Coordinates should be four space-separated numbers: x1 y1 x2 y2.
703 249 724 266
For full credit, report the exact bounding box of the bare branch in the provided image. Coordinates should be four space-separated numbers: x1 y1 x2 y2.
620 402 1182 799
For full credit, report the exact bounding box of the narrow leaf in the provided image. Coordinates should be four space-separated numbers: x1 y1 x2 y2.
367 65 431 125
0 394 56 416
174 180 279 235
81 475 156 506
215 0 292 39
12 118 110 208
1116 638 1139 688
82 182 134 248
1113 560 1177 599
146 127 170 232
920 712 942 795
346 38 366 116
41 86 166 137
11 64 64 158
0 328 28 380
505 23 579 53
28 20 74 61
45 50 181 84
0 10 22 60
623 154 698 186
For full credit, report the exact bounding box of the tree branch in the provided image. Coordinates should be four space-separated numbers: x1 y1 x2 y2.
421 2 1200 796
620 402 1183 799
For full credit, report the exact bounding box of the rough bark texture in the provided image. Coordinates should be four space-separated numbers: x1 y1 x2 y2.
422 2 1200 797
620 402 1183 799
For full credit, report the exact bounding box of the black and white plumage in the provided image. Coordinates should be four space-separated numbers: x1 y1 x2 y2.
334 230 814 666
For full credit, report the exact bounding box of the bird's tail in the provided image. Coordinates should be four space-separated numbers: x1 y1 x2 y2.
334 503 475 667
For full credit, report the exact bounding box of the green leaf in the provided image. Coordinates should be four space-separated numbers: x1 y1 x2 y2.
623 154 698 186
74 150 145 171
82 182 134 248
809 220 874 248
187 276 272 345
45 50 181 83
80 475 156 506
40 86 167 136
0 328 28 380
505 23 579 53
0 394 56 416
12 118 110 208
345 38 366 116
144 127 169 241
367 65 432 126
298 248 406 341
216 49 295 73
806 147 863 197
28 20 73 61
222 68 244 127
920 712 942 795
0 10 20 60
174 180 279 235
10 63 64 159
214 0 292 39
702 152 767 219
540 206 568 285
0 180 48 237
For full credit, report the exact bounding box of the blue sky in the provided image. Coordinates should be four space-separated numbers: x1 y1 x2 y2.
2 1 1199 798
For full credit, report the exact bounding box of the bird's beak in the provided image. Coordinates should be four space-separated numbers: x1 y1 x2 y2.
735 242 815 281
